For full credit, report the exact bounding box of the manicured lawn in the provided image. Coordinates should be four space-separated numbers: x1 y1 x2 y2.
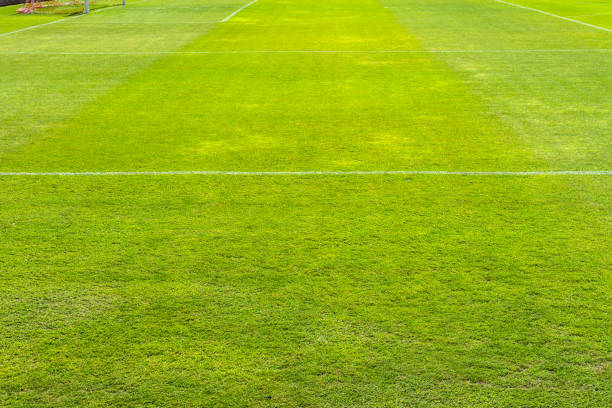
0 0 610 406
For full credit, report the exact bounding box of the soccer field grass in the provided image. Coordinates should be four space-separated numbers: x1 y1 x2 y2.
0 0 610 406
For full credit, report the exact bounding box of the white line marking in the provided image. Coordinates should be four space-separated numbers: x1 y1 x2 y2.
0 171 610 176
494 0 611 32
2 49 610 55
221 0 259 22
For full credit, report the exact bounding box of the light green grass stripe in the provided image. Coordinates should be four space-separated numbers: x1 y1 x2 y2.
1 171 610 176
494 0 611 32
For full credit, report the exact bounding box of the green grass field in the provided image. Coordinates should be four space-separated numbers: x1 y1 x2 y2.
1 0 611 406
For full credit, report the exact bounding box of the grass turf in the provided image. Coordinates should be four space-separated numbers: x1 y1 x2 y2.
0 0 611 406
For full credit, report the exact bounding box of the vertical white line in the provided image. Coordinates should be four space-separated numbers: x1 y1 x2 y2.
494 0 611 32
221 0 259 23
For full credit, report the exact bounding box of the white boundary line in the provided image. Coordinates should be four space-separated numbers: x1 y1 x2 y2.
0 171 610 176
221 0 259 23
494 0 611 32
2 49 610 55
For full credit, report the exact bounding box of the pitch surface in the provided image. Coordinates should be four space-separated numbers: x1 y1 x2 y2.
0 0 610 406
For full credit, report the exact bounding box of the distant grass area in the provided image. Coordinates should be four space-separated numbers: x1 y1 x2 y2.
0 3 63 33
0 0 610 407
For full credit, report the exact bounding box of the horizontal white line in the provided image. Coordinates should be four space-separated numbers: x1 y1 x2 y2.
2 49 610 56
1 171 610 176
221 0 259 23
494 0 611 32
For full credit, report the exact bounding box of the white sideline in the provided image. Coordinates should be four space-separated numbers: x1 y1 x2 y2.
2 49 611 55
494 0 611 32
221 0 259 23
0 171 610 176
